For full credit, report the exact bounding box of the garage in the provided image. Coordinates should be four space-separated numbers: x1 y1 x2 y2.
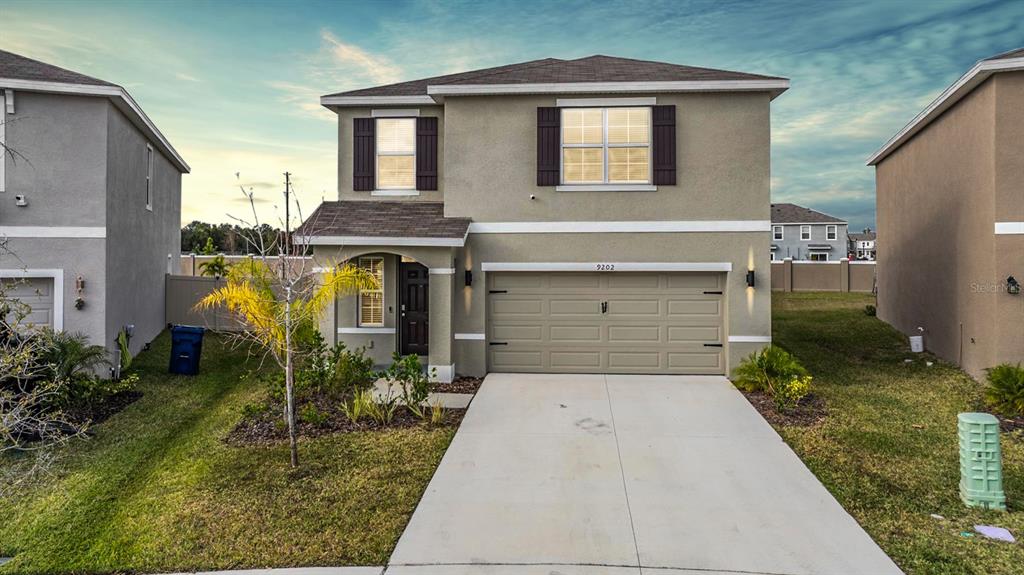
487 271 725 374
1 277 56 329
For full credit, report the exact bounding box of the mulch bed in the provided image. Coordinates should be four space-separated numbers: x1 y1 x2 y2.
434 376 483 394
226 392 465 446
66 391 143 427
742 390 827 427
996 414 1024 434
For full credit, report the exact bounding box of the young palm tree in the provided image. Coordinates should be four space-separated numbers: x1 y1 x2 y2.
197 254 231 278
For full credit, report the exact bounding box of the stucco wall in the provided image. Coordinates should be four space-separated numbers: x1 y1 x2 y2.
442 92 770 222
336 105 445 202
992 72 1024 367
105 102 181 356
875 77 997 378
771 223 848 261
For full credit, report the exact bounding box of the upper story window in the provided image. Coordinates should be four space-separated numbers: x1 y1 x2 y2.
772 225 784 241
826 225 837 241
376 118 415 189
800 225 811 241
145 144 154 211
561 107 650 184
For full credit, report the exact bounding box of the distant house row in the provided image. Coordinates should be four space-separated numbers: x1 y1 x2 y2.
770 203 875 261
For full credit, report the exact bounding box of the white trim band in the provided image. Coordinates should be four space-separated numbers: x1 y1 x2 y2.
555 184 656 192
0 268 63 330
481 262 733 272
728 335 772 343
556 97 657 107
468 220 769 234
321 95 436 106
371 108 420 117
995 222 1024 235
371 189 421 197
0 226 106 238
427 80 790 99
429 268 455 275
338 327 395 334
454 333 486 340
300 235 465 247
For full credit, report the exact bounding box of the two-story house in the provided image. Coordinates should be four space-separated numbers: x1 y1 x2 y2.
770 203 848 261
0 50 187 359
848 228 876 260
297 56 788 381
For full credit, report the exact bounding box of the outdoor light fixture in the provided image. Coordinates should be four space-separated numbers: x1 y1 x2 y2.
1008 276 1020 295
746 269 756 288
465 270 473 287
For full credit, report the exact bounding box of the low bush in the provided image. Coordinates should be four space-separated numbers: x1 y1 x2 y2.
382 353 436 419
984 363 1024 416
297 333 377 399
299 403 329 427
341 389 375 423
864 304 877 316
733 345 812 412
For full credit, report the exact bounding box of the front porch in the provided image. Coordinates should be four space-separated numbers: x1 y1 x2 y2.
297 201 470 383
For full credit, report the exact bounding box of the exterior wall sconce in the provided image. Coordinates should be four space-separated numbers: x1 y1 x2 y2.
74 275 86 309
746 269 756 288
465 270 473 287
1008 276 1020 295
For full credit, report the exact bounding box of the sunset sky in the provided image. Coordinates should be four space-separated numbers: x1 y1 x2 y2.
2 0 1022 230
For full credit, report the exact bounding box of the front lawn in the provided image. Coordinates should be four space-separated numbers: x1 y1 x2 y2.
772 292 1024 575
0 332 455 573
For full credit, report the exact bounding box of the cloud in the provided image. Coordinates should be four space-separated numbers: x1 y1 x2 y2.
267 81 336 123
318 29 403 85
175 72 200 82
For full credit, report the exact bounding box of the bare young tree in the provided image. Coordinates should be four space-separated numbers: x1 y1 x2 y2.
196 173 374 467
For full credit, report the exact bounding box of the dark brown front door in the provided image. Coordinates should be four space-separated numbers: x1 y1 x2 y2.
400 262 429 356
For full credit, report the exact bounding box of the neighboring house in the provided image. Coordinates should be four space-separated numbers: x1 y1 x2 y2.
297 55 788 381
868 47 1024 378
0 50 188 360
770 203 848 261
848 228 876 260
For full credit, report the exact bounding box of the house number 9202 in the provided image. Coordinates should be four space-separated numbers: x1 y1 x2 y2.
596 264 616 271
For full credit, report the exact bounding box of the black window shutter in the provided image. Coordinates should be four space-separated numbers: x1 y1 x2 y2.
416 116 438 190
353 118 375 191
537 107 560 186
652 105 676 186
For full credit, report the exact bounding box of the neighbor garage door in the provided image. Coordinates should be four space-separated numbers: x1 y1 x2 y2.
487 272 725 374
1 277 55 329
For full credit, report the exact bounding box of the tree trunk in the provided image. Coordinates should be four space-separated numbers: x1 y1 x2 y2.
285 285 298 467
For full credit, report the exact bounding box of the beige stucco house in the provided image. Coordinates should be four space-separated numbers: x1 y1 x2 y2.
298 56 788 381
869 48 1024 379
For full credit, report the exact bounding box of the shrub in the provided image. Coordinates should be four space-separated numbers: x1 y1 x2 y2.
429 399 447 426
341 389 375 423
383 353 436 419
733 345 811 412
297 333 377 399
366 390 399 425
864 304 877 317
37 330 111 383
299 403 329 427
985 363 1024 416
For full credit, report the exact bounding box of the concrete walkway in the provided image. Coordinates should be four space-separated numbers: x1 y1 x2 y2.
386 373 902 575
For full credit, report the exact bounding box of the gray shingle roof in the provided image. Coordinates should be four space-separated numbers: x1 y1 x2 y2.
986 48 1024 61
770 203 845 224
296 201 471 239
0 49 116 86
326 55 786 98
849 231 876 241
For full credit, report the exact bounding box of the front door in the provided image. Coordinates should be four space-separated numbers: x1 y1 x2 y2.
400 262 429 356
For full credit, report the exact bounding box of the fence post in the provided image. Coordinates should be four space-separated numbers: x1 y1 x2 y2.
190 253 196 276
783 258 793 292
840 258 850 292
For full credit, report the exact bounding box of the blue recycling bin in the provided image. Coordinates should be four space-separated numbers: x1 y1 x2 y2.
169 325 205 375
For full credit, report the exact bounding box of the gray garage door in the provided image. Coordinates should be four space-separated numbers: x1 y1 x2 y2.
487 272 725 374
1 277 55 329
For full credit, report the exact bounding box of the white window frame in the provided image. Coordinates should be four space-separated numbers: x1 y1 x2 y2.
809 252 829 262
826 225 837 241
800 225 811 241
145 144 153 211
772 225 783 241
375 117 416 191
357 256 385 327
560 107 652 186
769 252 776 262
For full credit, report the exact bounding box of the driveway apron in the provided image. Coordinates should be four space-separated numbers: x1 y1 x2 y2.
386 373 902 575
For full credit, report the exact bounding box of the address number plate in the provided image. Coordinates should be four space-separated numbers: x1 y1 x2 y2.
595 264 616 271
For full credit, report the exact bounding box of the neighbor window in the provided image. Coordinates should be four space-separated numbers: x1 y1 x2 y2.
145 144 154 211
358 256 384 326
800 225 811 241
826 225 837 241
770 252 776 262
376 118 415 189
772 225 783 241
809 252 829 262
562 107 650 184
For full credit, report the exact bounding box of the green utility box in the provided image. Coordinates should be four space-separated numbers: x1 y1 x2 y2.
958 412 1006 511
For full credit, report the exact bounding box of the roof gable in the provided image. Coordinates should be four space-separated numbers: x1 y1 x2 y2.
771 203 846 224
0 49 115 86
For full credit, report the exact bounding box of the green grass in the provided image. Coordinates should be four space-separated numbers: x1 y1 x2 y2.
772 292 1024 575
0 333 455 573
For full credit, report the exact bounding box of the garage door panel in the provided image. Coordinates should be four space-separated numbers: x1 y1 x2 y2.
550 325 602 342
2 278 55 329
488 272 725 375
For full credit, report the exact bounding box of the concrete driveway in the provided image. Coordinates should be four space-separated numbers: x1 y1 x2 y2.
386 374 902 575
